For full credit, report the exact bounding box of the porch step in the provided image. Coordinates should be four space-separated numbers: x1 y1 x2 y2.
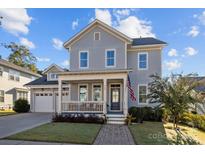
106 114 126 124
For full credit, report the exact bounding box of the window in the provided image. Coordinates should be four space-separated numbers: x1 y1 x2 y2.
92 84 102 101
50 73 58 80
79 85 88 101
79 51 88 68
17 91 28 100
94 32 100 41
106 49 115 67
0 67 3 76
0 90 4 102
9 69 20 81
138 85 147 103
138 52 148 70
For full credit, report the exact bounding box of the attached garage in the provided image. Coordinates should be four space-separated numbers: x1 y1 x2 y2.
34 93 54 112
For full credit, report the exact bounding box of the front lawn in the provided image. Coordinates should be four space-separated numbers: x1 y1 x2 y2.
6 122 102 144
129 121 205 145
0 110 16 117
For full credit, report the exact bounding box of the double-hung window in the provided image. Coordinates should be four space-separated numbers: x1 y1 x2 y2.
79 51 88 68
0 90 4 103
9 69 20 81
50 73 58 80
79 85 88 101
106 49 115 67
92 84 102 101
138 52 148 70
0 67 3 76
138 85 147 104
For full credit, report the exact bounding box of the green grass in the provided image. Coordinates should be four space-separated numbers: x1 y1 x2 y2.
6 122 102 144
0 110 16 117
129 122 169 145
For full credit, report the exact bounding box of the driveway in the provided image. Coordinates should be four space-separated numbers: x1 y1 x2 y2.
0 113 52 139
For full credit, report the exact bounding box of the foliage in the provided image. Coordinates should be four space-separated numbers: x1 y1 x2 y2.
125 114 136 125
52 113 106 124
148 73 205 128
13 99 30 113
128 106 163 123
180 112 205 131
3 42 38 72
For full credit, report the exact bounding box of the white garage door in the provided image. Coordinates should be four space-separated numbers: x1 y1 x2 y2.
34 93 54 112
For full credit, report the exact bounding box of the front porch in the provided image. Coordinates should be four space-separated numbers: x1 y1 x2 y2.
57 70 130 118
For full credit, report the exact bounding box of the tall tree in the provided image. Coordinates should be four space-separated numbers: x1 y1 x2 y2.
148 73 205 128
4 42 38 72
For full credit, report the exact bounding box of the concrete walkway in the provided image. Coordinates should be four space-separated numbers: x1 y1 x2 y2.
94 124 135 145
0 113 52 139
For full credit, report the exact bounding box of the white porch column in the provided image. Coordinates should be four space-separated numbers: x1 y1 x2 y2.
103 78 107 114
123 76 128 116
58 79 62 114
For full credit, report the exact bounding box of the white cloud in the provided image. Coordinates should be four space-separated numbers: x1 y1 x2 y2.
115 9 130 16
52 38 63 50
164 60 182 71
72 19 78 30
185 47 198 56
19 37 35 49
36 57 50 62
95 9 112 26
197 11 205 25
115 16 155 38
61 60 70 67
168 48 178 57
0 8 32 36
187 26 199 37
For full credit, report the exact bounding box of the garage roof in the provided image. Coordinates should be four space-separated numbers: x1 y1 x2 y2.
25 75 58 86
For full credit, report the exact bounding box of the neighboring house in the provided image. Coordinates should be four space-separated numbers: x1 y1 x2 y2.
0 58 41 109
26 19 167 124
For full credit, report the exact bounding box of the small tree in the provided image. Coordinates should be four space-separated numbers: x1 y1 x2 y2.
4 42 38 72
148 73 205 128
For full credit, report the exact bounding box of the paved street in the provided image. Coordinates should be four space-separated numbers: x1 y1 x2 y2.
0 113 52 139
94 124 135 145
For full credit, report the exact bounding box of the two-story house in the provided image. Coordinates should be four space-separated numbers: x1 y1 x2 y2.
0 58 41 109
26 19 167 123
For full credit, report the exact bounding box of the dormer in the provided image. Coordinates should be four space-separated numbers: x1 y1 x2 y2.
42 64 64 81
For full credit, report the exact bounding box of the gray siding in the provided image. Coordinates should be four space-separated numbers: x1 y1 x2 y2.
70 26 126 71
127 50 162 107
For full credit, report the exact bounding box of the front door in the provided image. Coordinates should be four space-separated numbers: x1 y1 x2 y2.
110 84 121 111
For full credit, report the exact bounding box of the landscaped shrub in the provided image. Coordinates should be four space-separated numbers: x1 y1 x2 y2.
13 99 30 113
52 113 106 124
128 106 163 123
180 112 205 131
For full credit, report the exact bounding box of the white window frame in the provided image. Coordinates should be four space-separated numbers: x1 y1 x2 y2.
94 32 100 41
8 69 20 82
138 84 148 104
79 51 89 69
92 83 102 101
105 49 116 68
78 84 88 101
0 90 4 103
0 66 3 77
49 73 58 81
138 52 148 70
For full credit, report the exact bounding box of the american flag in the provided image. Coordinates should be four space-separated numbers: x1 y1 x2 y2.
127 75 136 102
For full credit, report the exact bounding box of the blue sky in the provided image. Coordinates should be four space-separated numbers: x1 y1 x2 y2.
0 8 204 76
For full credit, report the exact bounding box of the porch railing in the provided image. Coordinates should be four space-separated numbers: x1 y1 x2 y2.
61 101 104 113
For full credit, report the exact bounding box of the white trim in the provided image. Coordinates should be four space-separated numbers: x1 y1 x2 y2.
92 83 102 101
94 32 100 41
79 50 89 69
125 43 127 69
138 84 148 104
130 44 167 49
42 64 64 74
108 83 122 112
105 49 116 68
78 84 89 101
138 52 148 70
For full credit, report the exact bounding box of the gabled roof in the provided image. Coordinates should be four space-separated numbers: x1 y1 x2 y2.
64 19 132 49
0 58 41 77
132 37 167 46
42 64 64 74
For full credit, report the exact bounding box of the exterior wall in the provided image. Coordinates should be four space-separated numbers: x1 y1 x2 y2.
70 26 126 71
0 64 37 107
127 50 162 108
